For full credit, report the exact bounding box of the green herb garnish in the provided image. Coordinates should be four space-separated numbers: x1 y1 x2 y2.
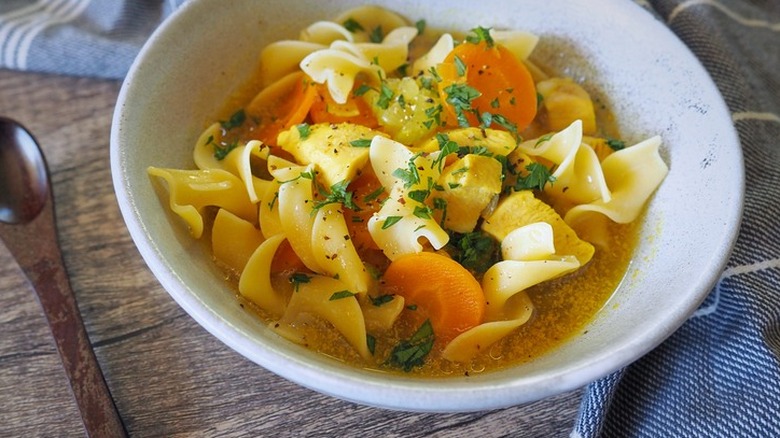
213 140 238 160
387 319 434 372
382 216 403 229
369 294 395 307
349 138 372 148
296 123 311 139
413 205 433 220
363 186 385 203
514 162 556 191
392 153 422 188
449 231 501 276
313 179 359 211
289 273 312 292
369 25 384 43
329 290 357 301
465 26 494 47
376 81 395 109
415 19 427 35
343 18 364 33
353 83 374 96
443 83 481 128
454 55 467 77
606 138 626 151
220 109 246 131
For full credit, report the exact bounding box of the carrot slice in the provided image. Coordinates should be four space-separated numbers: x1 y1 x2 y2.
254 75 318 146
309 83 379 128
270 239 310 275
382 252 486 343
344 168 385 252
438 40 537 132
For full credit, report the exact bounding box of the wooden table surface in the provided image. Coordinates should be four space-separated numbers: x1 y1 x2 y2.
0 68 581 437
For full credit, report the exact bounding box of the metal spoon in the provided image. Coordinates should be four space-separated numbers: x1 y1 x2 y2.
0 117 127 437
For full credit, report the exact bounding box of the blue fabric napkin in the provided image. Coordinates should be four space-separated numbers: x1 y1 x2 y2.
3 1 777 436
0 0 185 79
574 1 780 436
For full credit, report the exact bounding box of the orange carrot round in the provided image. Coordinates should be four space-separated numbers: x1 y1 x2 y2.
254 76 318 146
438 40 537 132
382 252 486 343
309 83 379 128
344 168 385 252
270 239 310 275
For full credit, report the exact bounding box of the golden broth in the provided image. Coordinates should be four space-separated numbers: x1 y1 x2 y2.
206 25 641 377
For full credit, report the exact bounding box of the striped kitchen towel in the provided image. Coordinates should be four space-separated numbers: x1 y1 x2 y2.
574 0 780 436
0 0 185 79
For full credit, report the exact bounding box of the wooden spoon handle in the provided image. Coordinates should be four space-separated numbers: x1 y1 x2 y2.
0 200 127 437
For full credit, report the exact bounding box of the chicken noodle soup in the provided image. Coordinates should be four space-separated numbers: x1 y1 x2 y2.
148 5 668 376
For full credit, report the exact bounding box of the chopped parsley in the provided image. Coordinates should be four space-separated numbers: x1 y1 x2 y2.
289 273 312 292
451 166 469 176
432 133 459 171
313 179 359 211
387 319 435 372
423 104 443 129
369 294 395 306
433 197 448 226
392 153 423 188
382 216 402 229
362 186 385 203
454 55 467 76
367 334 376 355
514 162 557 191
535 134 554 147
220 109 246 131
415 19 427 35
465 26 494 47
443 83 481 128
429 66 442 82
376 81 395 109
480 111 493 129
296 123 311 139
369 25 384 43
407 189 430 203
343 18 364 33
349 138 372 148
606 138 626 151
213 140 237 160
490 114 520 140
353 83 374 96
413 205 433 220
449 231 501 276
329 290 356 301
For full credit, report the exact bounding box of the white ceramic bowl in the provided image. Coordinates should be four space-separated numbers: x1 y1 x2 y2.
111 0 742 412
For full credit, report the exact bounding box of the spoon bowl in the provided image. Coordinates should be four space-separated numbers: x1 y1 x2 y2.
0 116 48 224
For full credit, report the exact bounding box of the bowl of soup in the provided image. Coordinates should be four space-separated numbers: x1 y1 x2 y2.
111 0 742 411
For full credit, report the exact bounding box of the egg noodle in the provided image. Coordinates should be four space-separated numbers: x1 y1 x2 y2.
148 5 668 375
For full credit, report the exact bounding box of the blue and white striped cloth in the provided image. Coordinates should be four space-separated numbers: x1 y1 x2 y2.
0 0 184 78
2 1 777 436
